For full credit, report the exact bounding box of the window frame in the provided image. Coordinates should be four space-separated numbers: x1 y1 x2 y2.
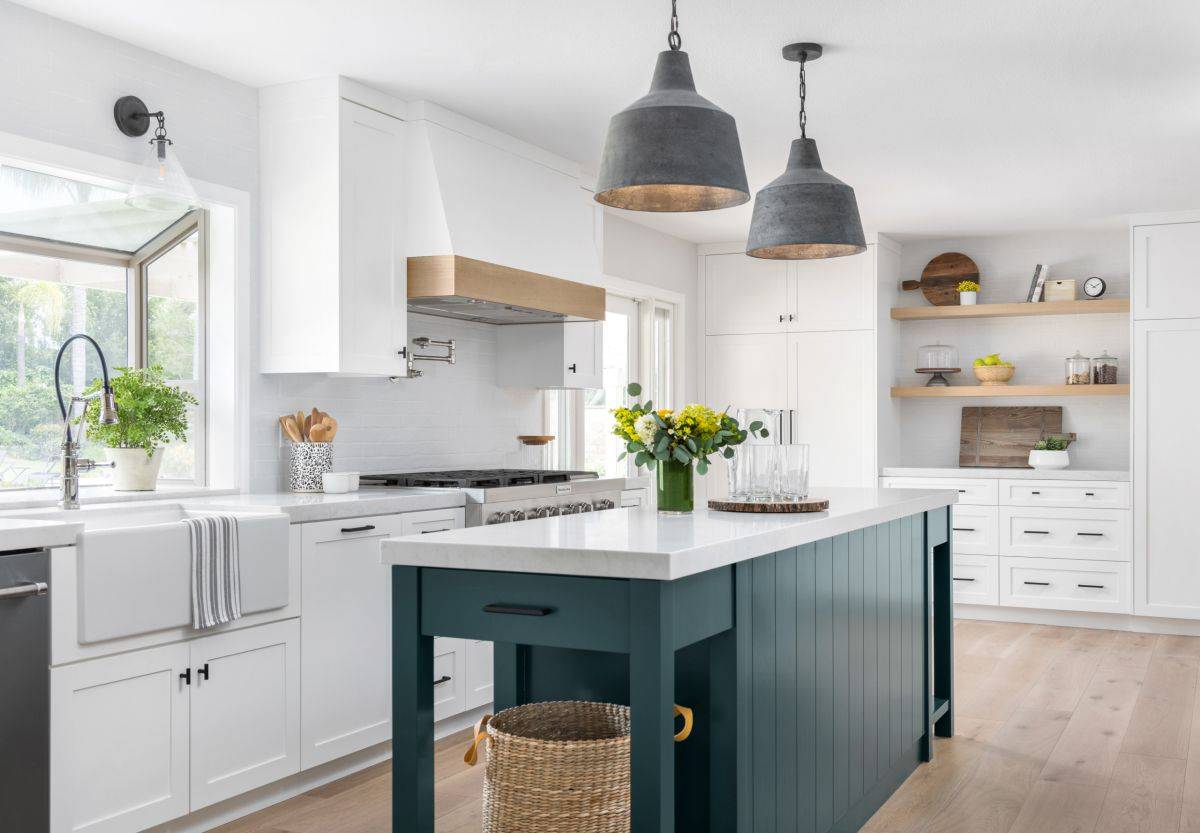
0 208 208 489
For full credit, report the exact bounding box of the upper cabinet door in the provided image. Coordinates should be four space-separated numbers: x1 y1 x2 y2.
562 321 603 388
704 253 790 335
1133 222 1200 320
188 620 300 810
790 248 875 331
704 333 789 412
339 101 408 376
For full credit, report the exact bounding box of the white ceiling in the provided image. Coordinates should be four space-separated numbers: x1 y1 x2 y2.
18 0 1200 243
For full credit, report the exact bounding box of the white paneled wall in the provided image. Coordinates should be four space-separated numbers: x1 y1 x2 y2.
253 315 543 491
895 229 1130 470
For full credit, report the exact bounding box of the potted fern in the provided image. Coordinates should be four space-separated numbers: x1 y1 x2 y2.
84 366 197 490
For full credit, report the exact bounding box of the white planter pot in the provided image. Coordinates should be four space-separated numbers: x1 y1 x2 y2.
1028 449 1069 470
108 447 165 491
959 291 978 305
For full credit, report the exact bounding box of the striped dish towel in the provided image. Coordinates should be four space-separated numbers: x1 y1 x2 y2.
185 514 243 629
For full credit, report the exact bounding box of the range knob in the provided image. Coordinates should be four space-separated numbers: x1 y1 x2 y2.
486 512 509 524
575 502 594 513
593 499 615 510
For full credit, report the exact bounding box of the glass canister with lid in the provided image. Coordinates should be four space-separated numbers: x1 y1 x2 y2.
1065 350 1092 385
1092 350 1118 384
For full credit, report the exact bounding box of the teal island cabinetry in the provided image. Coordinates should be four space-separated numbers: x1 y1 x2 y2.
381 486 957 833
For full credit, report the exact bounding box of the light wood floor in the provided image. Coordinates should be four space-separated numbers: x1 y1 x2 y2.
213 620 1200 833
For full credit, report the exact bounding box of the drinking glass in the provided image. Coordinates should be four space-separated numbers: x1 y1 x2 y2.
747 444 781 502
725 445 750 501
779 443 811 501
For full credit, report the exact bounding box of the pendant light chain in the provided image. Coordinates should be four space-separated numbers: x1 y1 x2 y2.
668 0 681 50
798 52 808 139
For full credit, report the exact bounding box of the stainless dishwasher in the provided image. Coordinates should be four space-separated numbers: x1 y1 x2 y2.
0 547 50 831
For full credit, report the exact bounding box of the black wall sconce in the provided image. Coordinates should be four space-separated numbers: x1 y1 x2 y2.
113 95 199 211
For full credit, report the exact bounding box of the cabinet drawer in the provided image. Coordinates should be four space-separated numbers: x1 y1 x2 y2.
304 513 406 545
432 637 467 722
1000 507 1129 561
952 555 999 605
951 507 999 555
880 477 997 506
1000 556 1131 613
401 507 465 536
421 569 632 653
1000 480 1129 509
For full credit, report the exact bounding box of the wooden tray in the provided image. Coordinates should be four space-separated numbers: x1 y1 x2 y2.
708 498 830 513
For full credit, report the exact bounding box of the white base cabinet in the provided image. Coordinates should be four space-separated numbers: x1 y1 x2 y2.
50 620 300 833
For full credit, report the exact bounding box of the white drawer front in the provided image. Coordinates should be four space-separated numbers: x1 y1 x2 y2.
1000 480 1130 509
1000 556 1131 613
951 507 999 555
952 555 999 605
1000 507 1130 561
400 507 465 536
880 477 997 506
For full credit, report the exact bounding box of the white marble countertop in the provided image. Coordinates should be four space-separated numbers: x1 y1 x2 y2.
881 467 1130 482
185 487 466 523
0 517 84 551
381 487 957 581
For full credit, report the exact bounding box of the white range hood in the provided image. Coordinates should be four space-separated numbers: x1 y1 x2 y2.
404 103 605 324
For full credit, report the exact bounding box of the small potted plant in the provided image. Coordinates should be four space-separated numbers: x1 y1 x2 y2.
1028 435 1071 470
84 366 197 490
957 280 980 305
611 383 767 513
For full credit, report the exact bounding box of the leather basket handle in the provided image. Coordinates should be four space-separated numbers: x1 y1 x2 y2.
463 714 492 766
673 704 694 743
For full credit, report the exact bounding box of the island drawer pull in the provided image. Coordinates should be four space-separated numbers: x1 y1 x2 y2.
952 527 975 532
1076 532 1104 537
952 577 976 582
1023 530 1051 535
433 675 452 686
340 524 376 534
0 581 47 601
483 603 553 617
1077 583 1106 589
1023 580 1052 586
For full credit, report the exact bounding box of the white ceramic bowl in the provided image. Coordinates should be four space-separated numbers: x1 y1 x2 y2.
322 471 356 493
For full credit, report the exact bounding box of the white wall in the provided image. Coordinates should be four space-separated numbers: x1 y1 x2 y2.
893 229 1130 470
601 214 699 400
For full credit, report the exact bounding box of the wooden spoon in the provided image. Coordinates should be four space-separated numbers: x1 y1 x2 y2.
279 415 303 443
295 410 308 440
310 423 329 443
322 415 338 442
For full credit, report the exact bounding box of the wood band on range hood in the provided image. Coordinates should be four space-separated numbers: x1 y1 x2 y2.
407 255 606 322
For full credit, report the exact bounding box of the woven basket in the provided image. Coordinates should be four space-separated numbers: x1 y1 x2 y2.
464 700 693 833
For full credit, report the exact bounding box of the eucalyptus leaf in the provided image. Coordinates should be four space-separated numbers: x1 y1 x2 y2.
672 446 691 465
685 438 698 454
627 382 642 397
617 451 627 461
634 451 650 467
654 435 670 454
760 428 770 438
696 459 709 475
749 420 763 432
642 400 653 412
723 447 735 459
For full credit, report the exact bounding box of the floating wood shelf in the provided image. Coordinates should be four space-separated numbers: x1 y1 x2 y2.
891 384 1130 398
890 299 1130 321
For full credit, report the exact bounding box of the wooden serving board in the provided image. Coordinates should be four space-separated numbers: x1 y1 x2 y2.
708 498 830 513
902 252 980 306
959 406 1070 468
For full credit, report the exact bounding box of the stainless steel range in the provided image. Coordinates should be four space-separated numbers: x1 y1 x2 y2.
360 469 650 527
360 470 652 528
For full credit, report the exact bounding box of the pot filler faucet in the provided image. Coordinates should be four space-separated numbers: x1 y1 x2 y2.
54 334 119 509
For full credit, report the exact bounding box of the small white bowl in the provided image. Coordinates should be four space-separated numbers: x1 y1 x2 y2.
322 471 356 494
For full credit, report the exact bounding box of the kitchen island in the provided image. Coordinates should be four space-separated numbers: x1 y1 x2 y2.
382 486 957 833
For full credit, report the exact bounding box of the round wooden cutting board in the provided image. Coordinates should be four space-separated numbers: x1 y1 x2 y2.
708 498 830 513
902 252 980 306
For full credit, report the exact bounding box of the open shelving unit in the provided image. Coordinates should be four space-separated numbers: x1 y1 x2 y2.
891 298 1129 321
891 384 1130 398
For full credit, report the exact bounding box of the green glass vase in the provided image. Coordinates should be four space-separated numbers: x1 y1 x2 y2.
656 458 694 513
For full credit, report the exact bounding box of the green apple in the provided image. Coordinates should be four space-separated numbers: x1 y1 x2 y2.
973 358 985 367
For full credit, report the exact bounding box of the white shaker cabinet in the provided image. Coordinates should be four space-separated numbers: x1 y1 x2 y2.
703 333 789 411
260 83 408 375
791 250 874 331
496 321 603 389
704 253 790 335
787 330 875 487
50 643 191 833
1132 221 1200 320
189 620 301 809
1134 318 1200 618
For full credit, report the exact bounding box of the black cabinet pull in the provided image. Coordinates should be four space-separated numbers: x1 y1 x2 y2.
1077 583 1105 589
433 675 452 686
779 314 786 322
957 489 967 493
340 524 376 534
1024 530 1051 535
1031 491 1041 495
180 668 191 686
198 663 209 681
952 577 976 582
483 603 553 617
1085 492 1096 496
419 528 445 534
952 527 975 532
1023 580 1051 586
1076 532 1104 537
568 363 577 373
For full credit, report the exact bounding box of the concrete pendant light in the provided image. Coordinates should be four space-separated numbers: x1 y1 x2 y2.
746 44 866 260
595 0 749 212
